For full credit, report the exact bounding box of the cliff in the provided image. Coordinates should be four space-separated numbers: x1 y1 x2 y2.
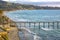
0 10 20 40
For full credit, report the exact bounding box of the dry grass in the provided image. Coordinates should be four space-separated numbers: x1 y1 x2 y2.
0 32 9 40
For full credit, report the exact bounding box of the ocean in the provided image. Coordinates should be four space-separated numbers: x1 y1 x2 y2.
4 10 60 22
4 10 60 40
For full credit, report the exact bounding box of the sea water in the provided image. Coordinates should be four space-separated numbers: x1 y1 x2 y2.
4 10 60 40
4 10 60 22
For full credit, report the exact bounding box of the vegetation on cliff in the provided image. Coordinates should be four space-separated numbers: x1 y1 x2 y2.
0 1 36 10
0 10 11 24
0 9 19 40
0 10 9 40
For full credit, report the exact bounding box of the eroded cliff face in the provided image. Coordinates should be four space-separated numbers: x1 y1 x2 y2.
0 10 17 26
0 10 16 27
0 10 9 24
0 10 20 40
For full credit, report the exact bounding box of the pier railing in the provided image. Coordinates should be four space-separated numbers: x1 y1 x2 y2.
15 21 60 30
1 21 60 29
1 21 60 32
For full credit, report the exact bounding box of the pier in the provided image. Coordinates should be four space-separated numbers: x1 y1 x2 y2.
1 21 60 40
15 21 60 30
15 21 60 40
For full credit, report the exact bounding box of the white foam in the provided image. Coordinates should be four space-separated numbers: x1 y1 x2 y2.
21 27 36 34
20 27 42 40
41 27 53 31
12 19 28 22
17 19 28 21
19 27 42 40
34 35 42 40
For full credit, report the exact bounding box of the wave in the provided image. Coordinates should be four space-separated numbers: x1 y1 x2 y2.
41 27 53 31
19 27 42 40
16 19 28 21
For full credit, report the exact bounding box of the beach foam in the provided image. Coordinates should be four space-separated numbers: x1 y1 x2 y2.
41 27 53 31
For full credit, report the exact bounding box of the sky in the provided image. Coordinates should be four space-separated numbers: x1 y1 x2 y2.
3 0 60 2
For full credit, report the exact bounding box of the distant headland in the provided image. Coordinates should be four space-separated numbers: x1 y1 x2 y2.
0 1 60 11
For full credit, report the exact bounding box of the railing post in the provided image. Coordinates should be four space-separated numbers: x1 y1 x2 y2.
29 22 31 27
53 22 54 29
43 22 45 28
24 22 26 27
20 23 21 28
48 22 49 28
34 22 36 32
39 22 40 34
39 22 40 30
57 22 59 29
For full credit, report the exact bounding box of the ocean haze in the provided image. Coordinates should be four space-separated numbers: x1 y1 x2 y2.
1 0 60 7
13 2 60 7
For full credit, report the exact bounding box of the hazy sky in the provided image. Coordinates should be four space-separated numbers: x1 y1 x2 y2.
3 0 60 2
